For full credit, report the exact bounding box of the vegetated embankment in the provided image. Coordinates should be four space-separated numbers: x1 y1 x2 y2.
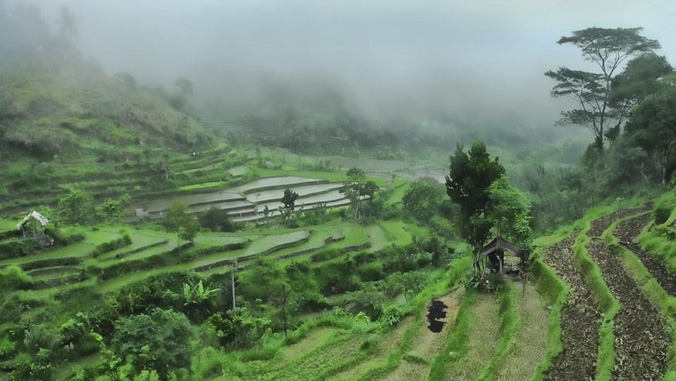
541 235 600 381
614 213 676 295
587 212 669 380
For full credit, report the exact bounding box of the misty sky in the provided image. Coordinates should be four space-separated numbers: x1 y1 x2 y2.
22 0 676 126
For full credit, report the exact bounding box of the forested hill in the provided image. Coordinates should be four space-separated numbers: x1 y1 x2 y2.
0 7 213 161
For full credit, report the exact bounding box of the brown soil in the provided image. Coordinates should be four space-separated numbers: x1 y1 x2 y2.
542 236 600 381
586 238 669 380
588 207 649 237
614 213 676 295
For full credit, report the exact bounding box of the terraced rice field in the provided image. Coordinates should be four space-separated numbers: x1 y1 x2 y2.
542 235 600 381
441 292 502 380
496 286 550 380
130 175 352 223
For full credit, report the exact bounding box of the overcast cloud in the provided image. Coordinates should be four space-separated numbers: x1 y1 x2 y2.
20 0 676 127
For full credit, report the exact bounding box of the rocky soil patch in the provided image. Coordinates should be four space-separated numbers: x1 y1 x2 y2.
543 236 600 381
614 213 676 295
586 238 669 380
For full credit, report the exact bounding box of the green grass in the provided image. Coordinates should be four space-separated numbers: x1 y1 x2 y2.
639 226 676 277
496 284 549 381
386 183 411 206
0 218 17 231
479 283 521 381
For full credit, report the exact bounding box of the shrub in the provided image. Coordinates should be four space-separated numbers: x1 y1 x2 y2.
380 305 405 327
310 248 341 262
654 204 671 225
357 262 385 282
0 238 39 259
0 264 34 290
0 336 17 360
91 234 132 257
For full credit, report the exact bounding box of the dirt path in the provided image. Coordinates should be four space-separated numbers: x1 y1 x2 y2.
496 286 550 381
587 215 669 380
613 213 676 295
542 236 600 381
442 292 501 380
386 289 464 381
587 208 648 237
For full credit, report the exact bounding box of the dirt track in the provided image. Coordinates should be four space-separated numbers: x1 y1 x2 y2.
543 236 599 381
614 213 676 295
588 216 669 380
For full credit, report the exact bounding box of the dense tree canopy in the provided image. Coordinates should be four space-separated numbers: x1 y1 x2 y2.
625 87 676 184
446 142 505 249
111 308 192 377
164 201 199 250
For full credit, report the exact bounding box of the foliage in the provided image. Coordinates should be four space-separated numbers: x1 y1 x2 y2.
281 188 299 211
238 258 286 303
0 238 40 260
487 177 533 251
654 204 672 225
545 27 660 150
24 324 61 357
96 198 124 223
199 207 242 232
625 87 676 184
58 188 94 225
92 234 132 257
341 167 377 219
402 178 445 223
163 200 199 248
111 308 192 378
0 264 34 290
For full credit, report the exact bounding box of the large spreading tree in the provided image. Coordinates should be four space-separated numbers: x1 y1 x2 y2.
545 27 660 150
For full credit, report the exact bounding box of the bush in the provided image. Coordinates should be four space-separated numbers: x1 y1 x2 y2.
0 264 34 290
380 305 405 327
654 204 672 225
310 248 341 262
479 273 506 293
0 238 39 259
92 234 132 257
357 262 385 282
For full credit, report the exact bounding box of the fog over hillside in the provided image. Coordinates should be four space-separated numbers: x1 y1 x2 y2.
18 1 676 129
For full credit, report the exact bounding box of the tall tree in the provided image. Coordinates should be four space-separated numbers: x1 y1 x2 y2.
607 53 673 142
163 201 199 253
58 189 94 225
625 87 676 184
486 177 532 249
281 188 299 211
445 142 505 276
545 27 660 150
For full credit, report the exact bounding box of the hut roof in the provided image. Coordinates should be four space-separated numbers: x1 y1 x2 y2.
16 211 49 230
480 237 521 258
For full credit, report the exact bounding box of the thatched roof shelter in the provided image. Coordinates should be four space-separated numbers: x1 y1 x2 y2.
480 237 522 274
16 211 49 231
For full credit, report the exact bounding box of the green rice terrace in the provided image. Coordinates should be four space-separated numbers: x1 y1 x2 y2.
3 3 676 381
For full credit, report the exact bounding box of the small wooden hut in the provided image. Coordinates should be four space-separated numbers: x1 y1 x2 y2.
480 237 522 274
16 211 49 238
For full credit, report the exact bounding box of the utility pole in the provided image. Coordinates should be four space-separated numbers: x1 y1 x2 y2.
281 284 289 336
231 262 237 309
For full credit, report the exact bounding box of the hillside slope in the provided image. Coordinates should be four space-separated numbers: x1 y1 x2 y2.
0 7 212 161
